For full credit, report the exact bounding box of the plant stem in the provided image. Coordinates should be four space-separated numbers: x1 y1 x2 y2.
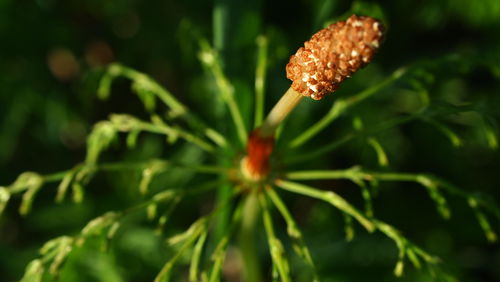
284 167 500 220
260 87 303 137
266 188 318 280
115 115 216 152
198 39 248 146
108 64 187 117
7 160 228 196
239 191 262 282
275 179 375 232
259 192 291 282
103 64 228 148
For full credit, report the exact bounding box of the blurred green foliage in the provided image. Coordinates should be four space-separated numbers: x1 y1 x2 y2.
1 0 500 281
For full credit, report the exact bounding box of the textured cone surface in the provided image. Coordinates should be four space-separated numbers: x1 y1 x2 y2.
286 15 384 100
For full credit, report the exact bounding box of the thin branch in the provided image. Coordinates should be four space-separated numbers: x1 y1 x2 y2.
284 167 500 220
103 63 187 117
109 114 216 153
4 160 228 202
208 199 244 282
275 179 441 276
21 185 190 281
99 63 228 149
198 39 248 146
266 188 318 281
259 193 291 282
275 179 375 232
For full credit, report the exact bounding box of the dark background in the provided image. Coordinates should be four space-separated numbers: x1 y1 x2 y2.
1 0 499 281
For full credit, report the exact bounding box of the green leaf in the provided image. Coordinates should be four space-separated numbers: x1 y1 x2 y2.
86 121 118 165
55 171 75 203
259 194 291 282
0 186 10 216
343 213 355 242
468 197 497 242
71 182 85 203
418 176 450 219
156 218 208 282
79 212 119 245
133 81 157 112
20 259 44 282
97 72 115 100
18 173 44 216
189 231 208 282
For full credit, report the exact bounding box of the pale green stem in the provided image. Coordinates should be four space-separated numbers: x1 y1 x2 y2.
225 88 248 145
275 179 375 232
266 188 318 281
109 114 216 152
190 231 208 282
239 191 262 282
285 168 500 220
367 137 389 166
198 40 247 145
425 119 462 147
103 64 228 149
289 67 407 148
159 191 238 281
156 218 208 282
211 0 233 247
260 87 303 137
25 185 202 281
107 63 187 117
6 160 228 195
259 192 291 282
149 115 216 152
254 35 268 128
209 200 244 282
275 179 441 275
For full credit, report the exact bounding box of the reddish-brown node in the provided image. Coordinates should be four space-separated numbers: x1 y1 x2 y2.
244 129 275 180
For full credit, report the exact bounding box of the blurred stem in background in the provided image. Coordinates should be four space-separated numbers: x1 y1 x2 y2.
213 0 263 279
213 0 233 244
239 191 262 282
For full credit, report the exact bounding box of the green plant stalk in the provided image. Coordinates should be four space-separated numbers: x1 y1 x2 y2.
275 179 375 232
156 218 208 282
259 192 291 282
22 186 197 281
7 160 227 196
285 167 500 220
275 180 441 276
102 64 228 148
367 137 389 166
208 200 244 282
289 67 406 148
239 191 262 282
254 35 268 128
198 40 248 145
209 2 238 248
107 64 187 117
213 0 229 54
109 114 216 152
266 188 318 280
225 89 248 145
189 230 208 282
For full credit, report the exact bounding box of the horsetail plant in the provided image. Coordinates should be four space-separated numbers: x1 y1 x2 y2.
2 14 498 282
